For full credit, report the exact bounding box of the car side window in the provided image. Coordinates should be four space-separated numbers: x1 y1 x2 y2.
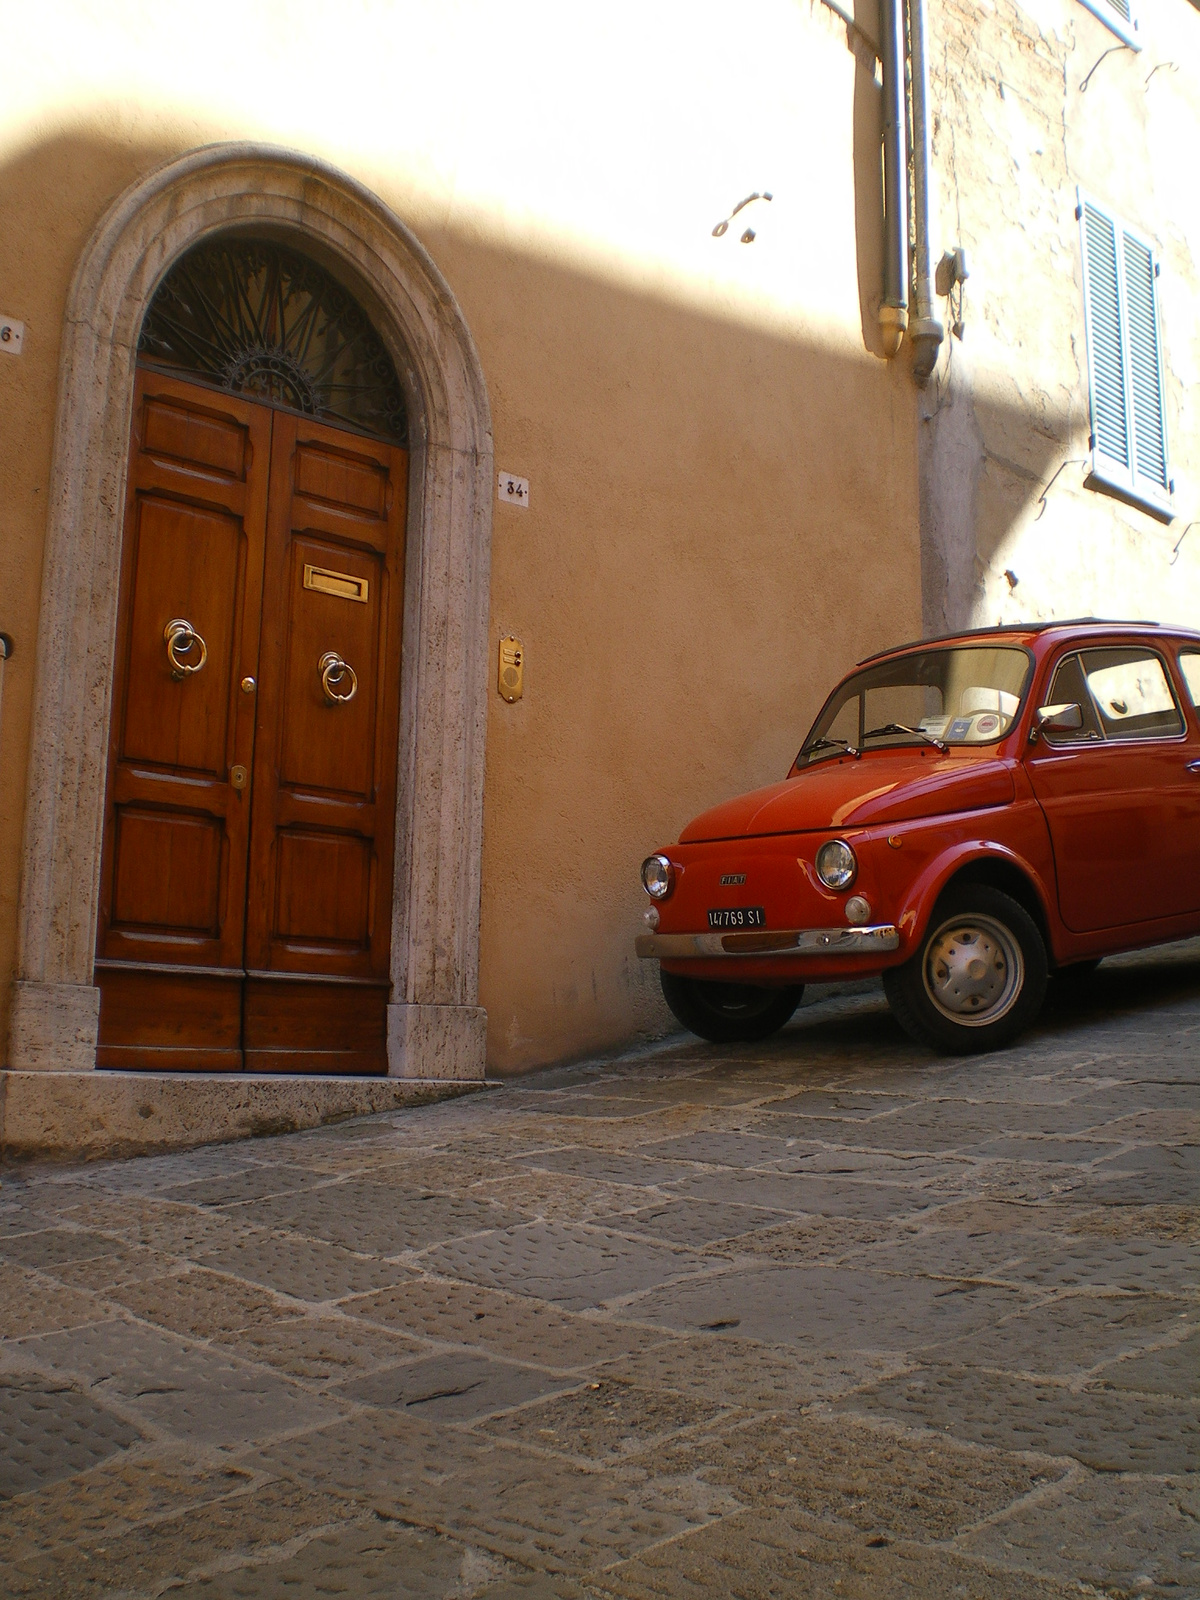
1041 653 1104 745
1080 648 1183 740
1178 652 1200 708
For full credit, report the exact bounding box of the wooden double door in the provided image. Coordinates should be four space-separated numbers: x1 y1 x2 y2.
95 370 407 1073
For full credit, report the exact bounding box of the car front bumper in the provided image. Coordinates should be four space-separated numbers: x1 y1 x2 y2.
635 924 900 960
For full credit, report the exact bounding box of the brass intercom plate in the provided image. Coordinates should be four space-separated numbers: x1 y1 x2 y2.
303 564 368 603
498 636 524 703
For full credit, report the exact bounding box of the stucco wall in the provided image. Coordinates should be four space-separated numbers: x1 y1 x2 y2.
921 0 1200 632
0 0 923 1075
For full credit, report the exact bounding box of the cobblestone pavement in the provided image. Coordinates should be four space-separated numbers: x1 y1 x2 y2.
2 945 1198 1599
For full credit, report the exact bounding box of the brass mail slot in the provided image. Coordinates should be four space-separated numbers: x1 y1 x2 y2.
303 564 369 604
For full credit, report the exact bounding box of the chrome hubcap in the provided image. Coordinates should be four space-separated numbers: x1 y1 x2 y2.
923 914 1023 1027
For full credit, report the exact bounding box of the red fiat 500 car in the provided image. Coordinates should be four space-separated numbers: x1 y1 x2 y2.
637 621 1200 1053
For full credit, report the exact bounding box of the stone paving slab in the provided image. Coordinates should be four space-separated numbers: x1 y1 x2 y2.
104 1266 308 1341
3 1472 361 1598
239 1182 535 1257
623 1261 1030 1349
0 1227 130 1270
13 1320 343 1445
931 1290 1196 1377
639 1409 1066 1541
0 1451 257 1566
193 1230 410 1301
338 1350 577 1421
1089 1329 1200 1397
589 1506 1089 1600
959 1470 1200 1594
0 1263 107 1340
2 952 1199 1596
345 1276 669 1368
478 1374 732 1463
839 1362 1199 1473
220 1311 427 1383
597 1333 905 1410
169 1517 518 1600
0 1375 143 1497
662 1167 940 1218
418 1221 704 1310
984 1235 1200 1292
589 1198 793 1248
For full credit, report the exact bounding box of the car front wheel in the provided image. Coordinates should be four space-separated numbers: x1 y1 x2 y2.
660 970 804 1044
882 886 1047 1054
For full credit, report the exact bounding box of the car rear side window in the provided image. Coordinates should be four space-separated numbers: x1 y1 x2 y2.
1083 648 1183 740
1178 652 1200 707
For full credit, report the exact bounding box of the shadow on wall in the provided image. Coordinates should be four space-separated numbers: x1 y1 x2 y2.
0 130 1064 1077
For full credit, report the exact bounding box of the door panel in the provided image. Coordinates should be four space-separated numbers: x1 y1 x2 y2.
245 412 405 978
120 498 243 773
140 391 256 479
110 808 225 935
96 377 406 1074
242 977 390 1075
276 533 383 798
97 967 243 1072
273 831 373 944
95 372 271 1065
243 412 407 1073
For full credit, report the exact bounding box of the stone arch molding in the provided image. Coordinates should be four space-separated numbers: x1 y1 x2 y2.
10 143 492 1078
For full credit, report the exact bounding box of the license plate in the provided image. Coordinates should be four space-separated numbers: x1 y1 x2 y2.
708 906 766 929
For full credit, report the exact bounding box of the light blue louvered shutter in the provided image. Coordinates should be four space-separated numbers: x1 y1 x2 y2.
1076 0 1140 49
1123 232 1169 496
1079 193 1172 515
1082 203 1129 479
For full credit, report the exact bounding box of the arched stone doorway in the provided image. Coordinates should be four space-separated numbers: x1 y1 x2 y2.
9 144 492 1080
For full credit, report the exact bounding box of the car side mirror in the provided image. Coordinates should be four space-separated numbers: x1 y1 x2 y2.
1036 702 1084 732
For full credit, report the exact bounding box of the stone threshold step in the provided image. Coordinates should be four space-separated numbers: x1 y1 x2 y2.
0 1070 490 1162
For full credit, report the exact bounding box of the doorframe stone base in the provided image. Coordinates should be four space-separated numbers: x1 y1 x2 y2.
0 1069 489 1161
8 982 101 1072
387 1003 487 1080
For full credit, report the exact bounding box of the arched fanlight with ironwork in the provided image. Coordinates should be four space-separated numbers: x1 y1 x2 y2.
138 236 407 444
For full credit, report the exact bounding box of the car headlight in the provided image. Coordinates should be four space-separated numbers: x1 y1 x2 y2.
816 838 858 890
641 854 675 900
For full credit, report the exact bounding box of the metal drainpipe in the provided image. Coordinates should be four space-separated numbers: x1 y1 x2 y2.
879 0 909 357
907 0 944 383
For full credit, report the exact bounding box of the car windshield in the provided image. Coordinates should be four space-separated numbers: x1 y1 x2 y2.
796 646 1032 766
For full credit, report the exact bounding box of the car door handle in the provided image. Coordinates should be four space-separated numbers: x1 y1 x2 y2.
1187 759 1200 774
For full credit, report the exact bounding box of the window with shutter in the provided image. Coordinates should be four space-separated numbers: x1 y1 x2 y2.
1078 192 1172 518
1075 0 1140 49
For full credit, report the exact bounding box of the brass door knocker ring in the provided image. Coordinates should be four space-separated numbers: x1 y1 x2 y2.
319 650 358 705
164 618 208 679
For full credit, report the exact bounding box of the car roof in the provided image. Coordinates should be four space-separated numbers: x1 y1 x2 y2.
856 619 1200 667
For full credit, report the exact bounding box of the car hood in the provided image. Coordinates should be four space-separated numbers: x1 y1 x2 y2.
679 753 1016 842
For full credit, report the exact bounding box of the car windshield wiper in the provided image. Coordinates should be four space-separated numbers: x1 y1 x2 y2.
799 735 861 761
861 722 948 753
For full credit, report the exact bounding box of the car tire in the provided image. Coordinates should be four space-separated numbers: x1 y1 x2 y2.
882 885 1047 1055
659 970 804 1044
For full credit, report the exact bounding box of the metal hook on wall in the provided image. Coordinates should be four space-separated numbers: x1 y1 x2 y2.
1080 42 1130 92
712 192 773 241
1145 60 1178 87
1034 458 1088 521
1170 521 1198 566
